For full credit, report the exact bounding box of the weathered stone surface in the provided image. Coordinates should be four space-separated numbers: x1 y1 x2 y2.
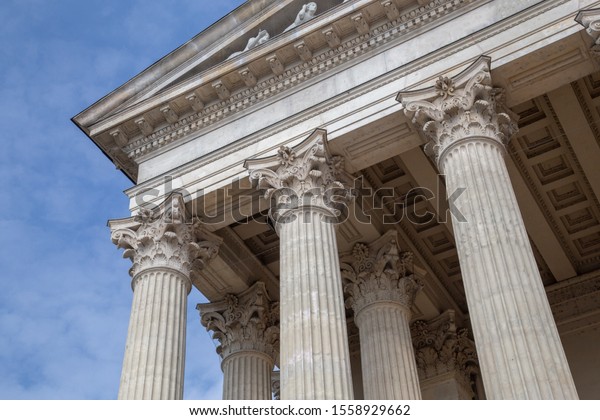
341 230 422 400
246 130 354 400
398 57 578 400
198 282 279 400
109 194 221 400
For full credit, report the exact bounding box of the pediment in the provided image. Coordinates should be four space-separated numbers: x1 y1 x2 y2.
73 0 477 183
132 0 348 105
75 0 347 127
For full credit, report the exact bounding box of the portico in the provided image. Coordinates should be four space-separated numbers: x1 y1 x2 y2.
74 0 600 400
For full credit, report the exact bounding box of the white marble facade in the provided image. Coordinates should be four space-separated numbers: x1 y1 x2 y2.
74 0 600 400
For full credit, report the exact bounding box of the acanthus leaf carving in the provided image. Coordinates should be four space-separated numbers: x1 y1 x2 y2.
341 230 422 315
245 129 355 224
109 194 222 282
397 56 518 167
411 310 481 398
197 282 280 362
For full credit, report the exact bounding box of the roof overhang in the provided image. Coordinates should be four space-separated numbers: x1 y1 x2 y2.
72 0 478 183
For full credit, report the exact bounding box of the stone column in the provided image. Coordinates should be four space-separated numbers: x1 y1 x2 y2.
341 230 422 400
411 311 482 400
197 282 279 400
109 194 221 399
397 56 578 399
245 129 354 400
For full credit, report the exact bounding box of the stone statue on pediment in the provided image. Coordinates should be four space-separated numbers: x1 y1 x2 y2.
284 2 318 32
228 29 270 59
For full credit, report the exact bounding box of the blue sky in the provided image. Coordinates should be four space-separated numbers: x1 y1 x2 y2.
0 0 246 399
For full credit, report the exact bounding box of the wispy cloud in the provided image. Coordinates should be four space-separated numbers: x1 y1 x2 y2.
0 0 245 399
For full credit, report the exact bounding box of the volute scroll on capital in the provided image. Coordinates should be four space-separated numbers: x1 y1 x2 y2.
109 194 222 283
576 8 600 57
244 129 356 224
396 56 519 167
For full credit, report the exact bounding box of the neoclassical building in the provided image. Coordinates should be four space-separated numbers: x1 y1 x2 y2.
73 0 600 400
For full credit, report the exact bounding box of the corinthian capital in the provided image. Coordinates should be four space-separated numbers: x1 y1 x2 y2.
396 56 518 167
341 230 422 315
197 282 280 362
109 194 222 282
244 129 354 223
411 310 480 397
576 8 600 57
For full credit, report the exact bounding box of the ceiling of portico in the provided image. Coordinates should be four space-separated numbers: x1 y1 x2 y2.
192 67 600 325
71 0 600 325
508 74 600 277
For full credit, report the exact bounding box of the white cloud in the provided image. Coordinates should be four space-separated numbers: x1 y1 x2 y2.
0 0 248 400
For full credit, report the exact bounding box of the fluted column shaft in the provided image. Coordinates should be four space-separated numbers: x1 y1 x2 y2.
279 208 353 399
222 351 274 400
440 138 577 399
119 269 188 399
246 129 355 400
110 194 222 400
355 303 421 399
198 282 279 400
398 57 578 399
342 232 422 400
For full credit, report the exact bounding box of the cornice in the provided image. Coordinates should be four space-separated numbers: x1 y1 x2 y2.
92 0 492 182
90 0 368 129
125 0 573 194
115 0 301 112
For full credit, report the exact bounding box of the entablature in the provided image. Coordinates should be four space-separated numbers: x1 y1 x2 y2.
121 0 598 205
74 0 491 182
